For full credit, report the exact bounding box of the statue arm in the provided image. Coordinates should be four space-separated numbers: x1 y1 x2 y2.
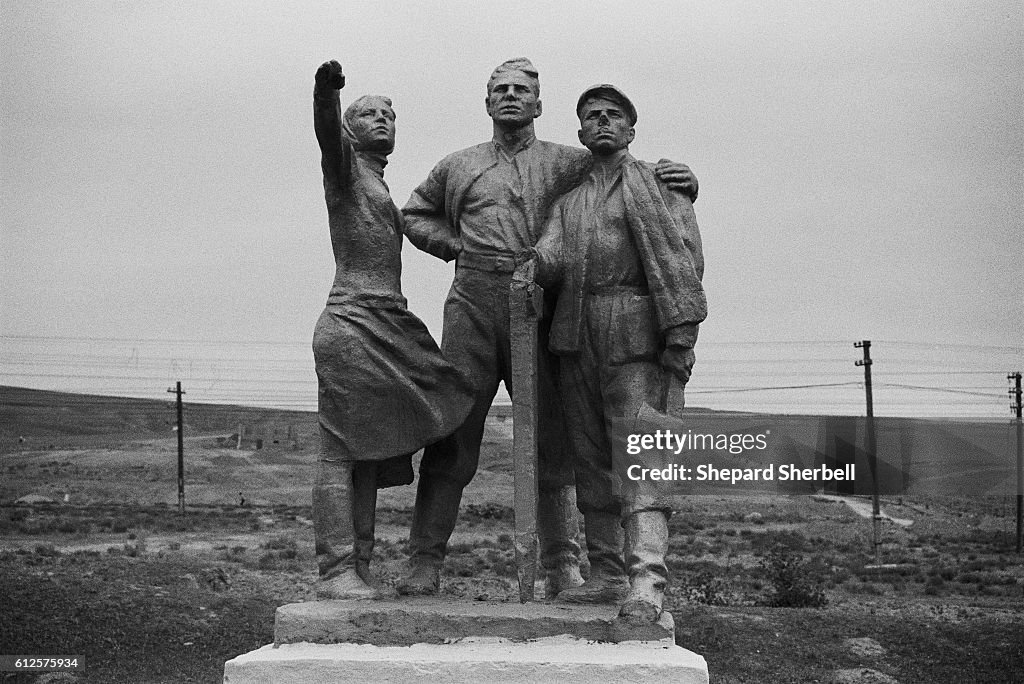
658 187 705 383
402 164 462 262
531 202 565 289
313 60 353 188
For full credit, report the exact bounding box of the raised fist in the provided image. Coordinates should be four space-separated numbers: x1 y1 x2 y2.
315 60 345 89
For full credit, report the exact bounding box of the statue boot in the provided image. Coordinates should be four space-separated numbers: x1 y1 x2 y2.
313 459 380 600
397 468 464 596
556 511 628 604
617 510 670 624
539 485 584 599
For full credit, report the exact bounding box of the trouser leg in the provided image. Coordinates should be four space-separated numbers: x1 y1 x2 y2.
556 352 628 603
406 385 490 568
537 485 585 597
602 357 674 622
405 272 500 568
535 330 582 594
351 461 378 582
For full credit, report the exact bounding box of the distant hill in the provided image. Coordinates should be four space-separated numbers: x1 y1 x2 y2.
0 386 316 440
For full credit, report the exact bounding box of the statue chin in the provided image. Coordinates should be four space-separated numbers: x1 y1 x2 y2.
357 137 394 153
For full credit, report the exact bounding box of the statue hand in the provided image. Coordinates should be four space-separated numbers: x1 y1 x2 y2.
654 159 698 202
661 346 695 384
512 254 536 285
315 60 346 90
514 247 539 267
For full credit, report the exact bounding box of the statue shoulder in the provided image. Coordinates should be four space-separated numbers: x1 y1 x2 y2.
440 141 494 165
430 142 495 177
536 139 590 163
534 140 592 189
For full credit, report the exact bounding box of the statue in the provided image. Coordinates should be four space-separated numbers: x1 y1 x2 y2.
310 60 473 600
531 84 707 623
397 58 699 600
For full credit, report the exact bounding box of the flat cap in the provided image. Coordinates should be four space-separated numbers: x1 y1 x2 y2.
576 84 637 125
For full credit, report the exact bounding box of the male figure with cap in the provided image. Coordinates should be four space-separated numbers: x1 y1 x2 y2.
398 59 698 598
530 84 706 622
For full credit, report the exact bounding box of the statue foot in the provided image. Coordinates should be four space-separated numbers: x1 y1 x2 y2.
616 598 662 625
555 573 628 604
316 568 380 600
544 562 585 600
396 563 440 596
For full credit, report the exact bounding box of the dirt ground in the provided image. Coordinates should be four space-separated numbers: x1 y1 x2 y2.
2 407 1024 682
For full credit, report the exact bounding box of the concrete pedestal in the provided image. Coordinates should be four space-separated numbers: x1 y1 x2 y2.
223 600 709 683
274 598 676 645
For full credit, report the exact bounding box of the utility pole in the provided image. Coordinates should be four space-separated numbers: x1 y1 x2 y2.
855 340 880 564
1010 372 1023 553
168 381 185 514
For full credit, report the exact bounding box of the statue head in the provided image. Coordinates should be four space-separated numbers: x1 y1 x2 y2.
576 84 636 155
343 95 396 154
485 58 542 129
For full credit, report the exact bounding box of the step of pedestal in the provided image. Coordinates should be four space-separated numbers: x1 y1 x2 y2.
224 637 709 684
274 598 675 645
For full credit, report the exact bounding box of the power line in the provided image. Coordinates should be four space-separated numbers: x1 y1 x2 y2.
878 383 1007 398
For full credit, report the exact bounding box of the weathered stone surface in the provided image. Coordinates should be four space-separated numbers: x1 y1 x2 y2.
274 598 675 646
510 267 543 602
224 637 708 684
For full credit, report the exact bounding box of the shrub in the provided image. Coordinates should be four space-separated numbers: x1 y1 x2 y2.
758 545 828 608
677 571 735 606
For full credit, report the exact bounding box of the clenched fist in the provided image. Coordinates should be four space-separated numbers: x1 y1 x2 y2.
315 60 345 90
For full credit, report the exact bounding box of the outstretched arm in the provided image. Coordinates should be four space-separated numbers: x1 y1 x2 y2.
313 60 353 188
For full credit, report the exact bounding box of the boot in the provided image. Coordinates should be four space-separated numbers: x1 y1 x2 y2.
351 462 380 590
556 511 628 604
312 457 379 600
317 567 379 600
617 511 670 624
397 466 466 596
539 486 584 599
395 562 441 596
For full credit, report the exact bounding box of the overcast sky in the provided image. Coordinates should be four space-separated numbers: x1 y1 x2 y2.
3 1 1022 357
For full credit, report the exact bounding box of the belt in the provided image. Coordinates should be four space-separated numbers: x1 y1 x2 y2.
456 251 518 274
325 292 408 310
588 285 649 296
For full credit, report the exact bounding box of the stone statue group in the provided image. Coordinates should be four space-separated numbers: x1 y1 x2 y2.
310 57 706 627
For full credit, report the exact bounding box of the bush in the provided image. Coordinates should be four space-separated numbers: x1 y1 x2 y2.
759 545 828 608
677 571 735 606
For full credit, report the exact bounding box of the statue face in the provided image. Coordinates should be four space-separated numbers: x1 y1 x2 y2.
485 71 542 128
577 97 635 154
348 101 396 151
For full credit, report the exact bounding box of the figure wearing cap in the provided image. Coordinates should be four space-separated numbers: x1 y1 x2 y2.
398 60 699 598
531 84 707 623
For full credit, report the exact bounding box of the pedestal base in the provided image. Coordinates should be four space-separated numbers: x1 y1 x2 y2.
274 598 675 645
224 599 708 683
224 637 708 684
